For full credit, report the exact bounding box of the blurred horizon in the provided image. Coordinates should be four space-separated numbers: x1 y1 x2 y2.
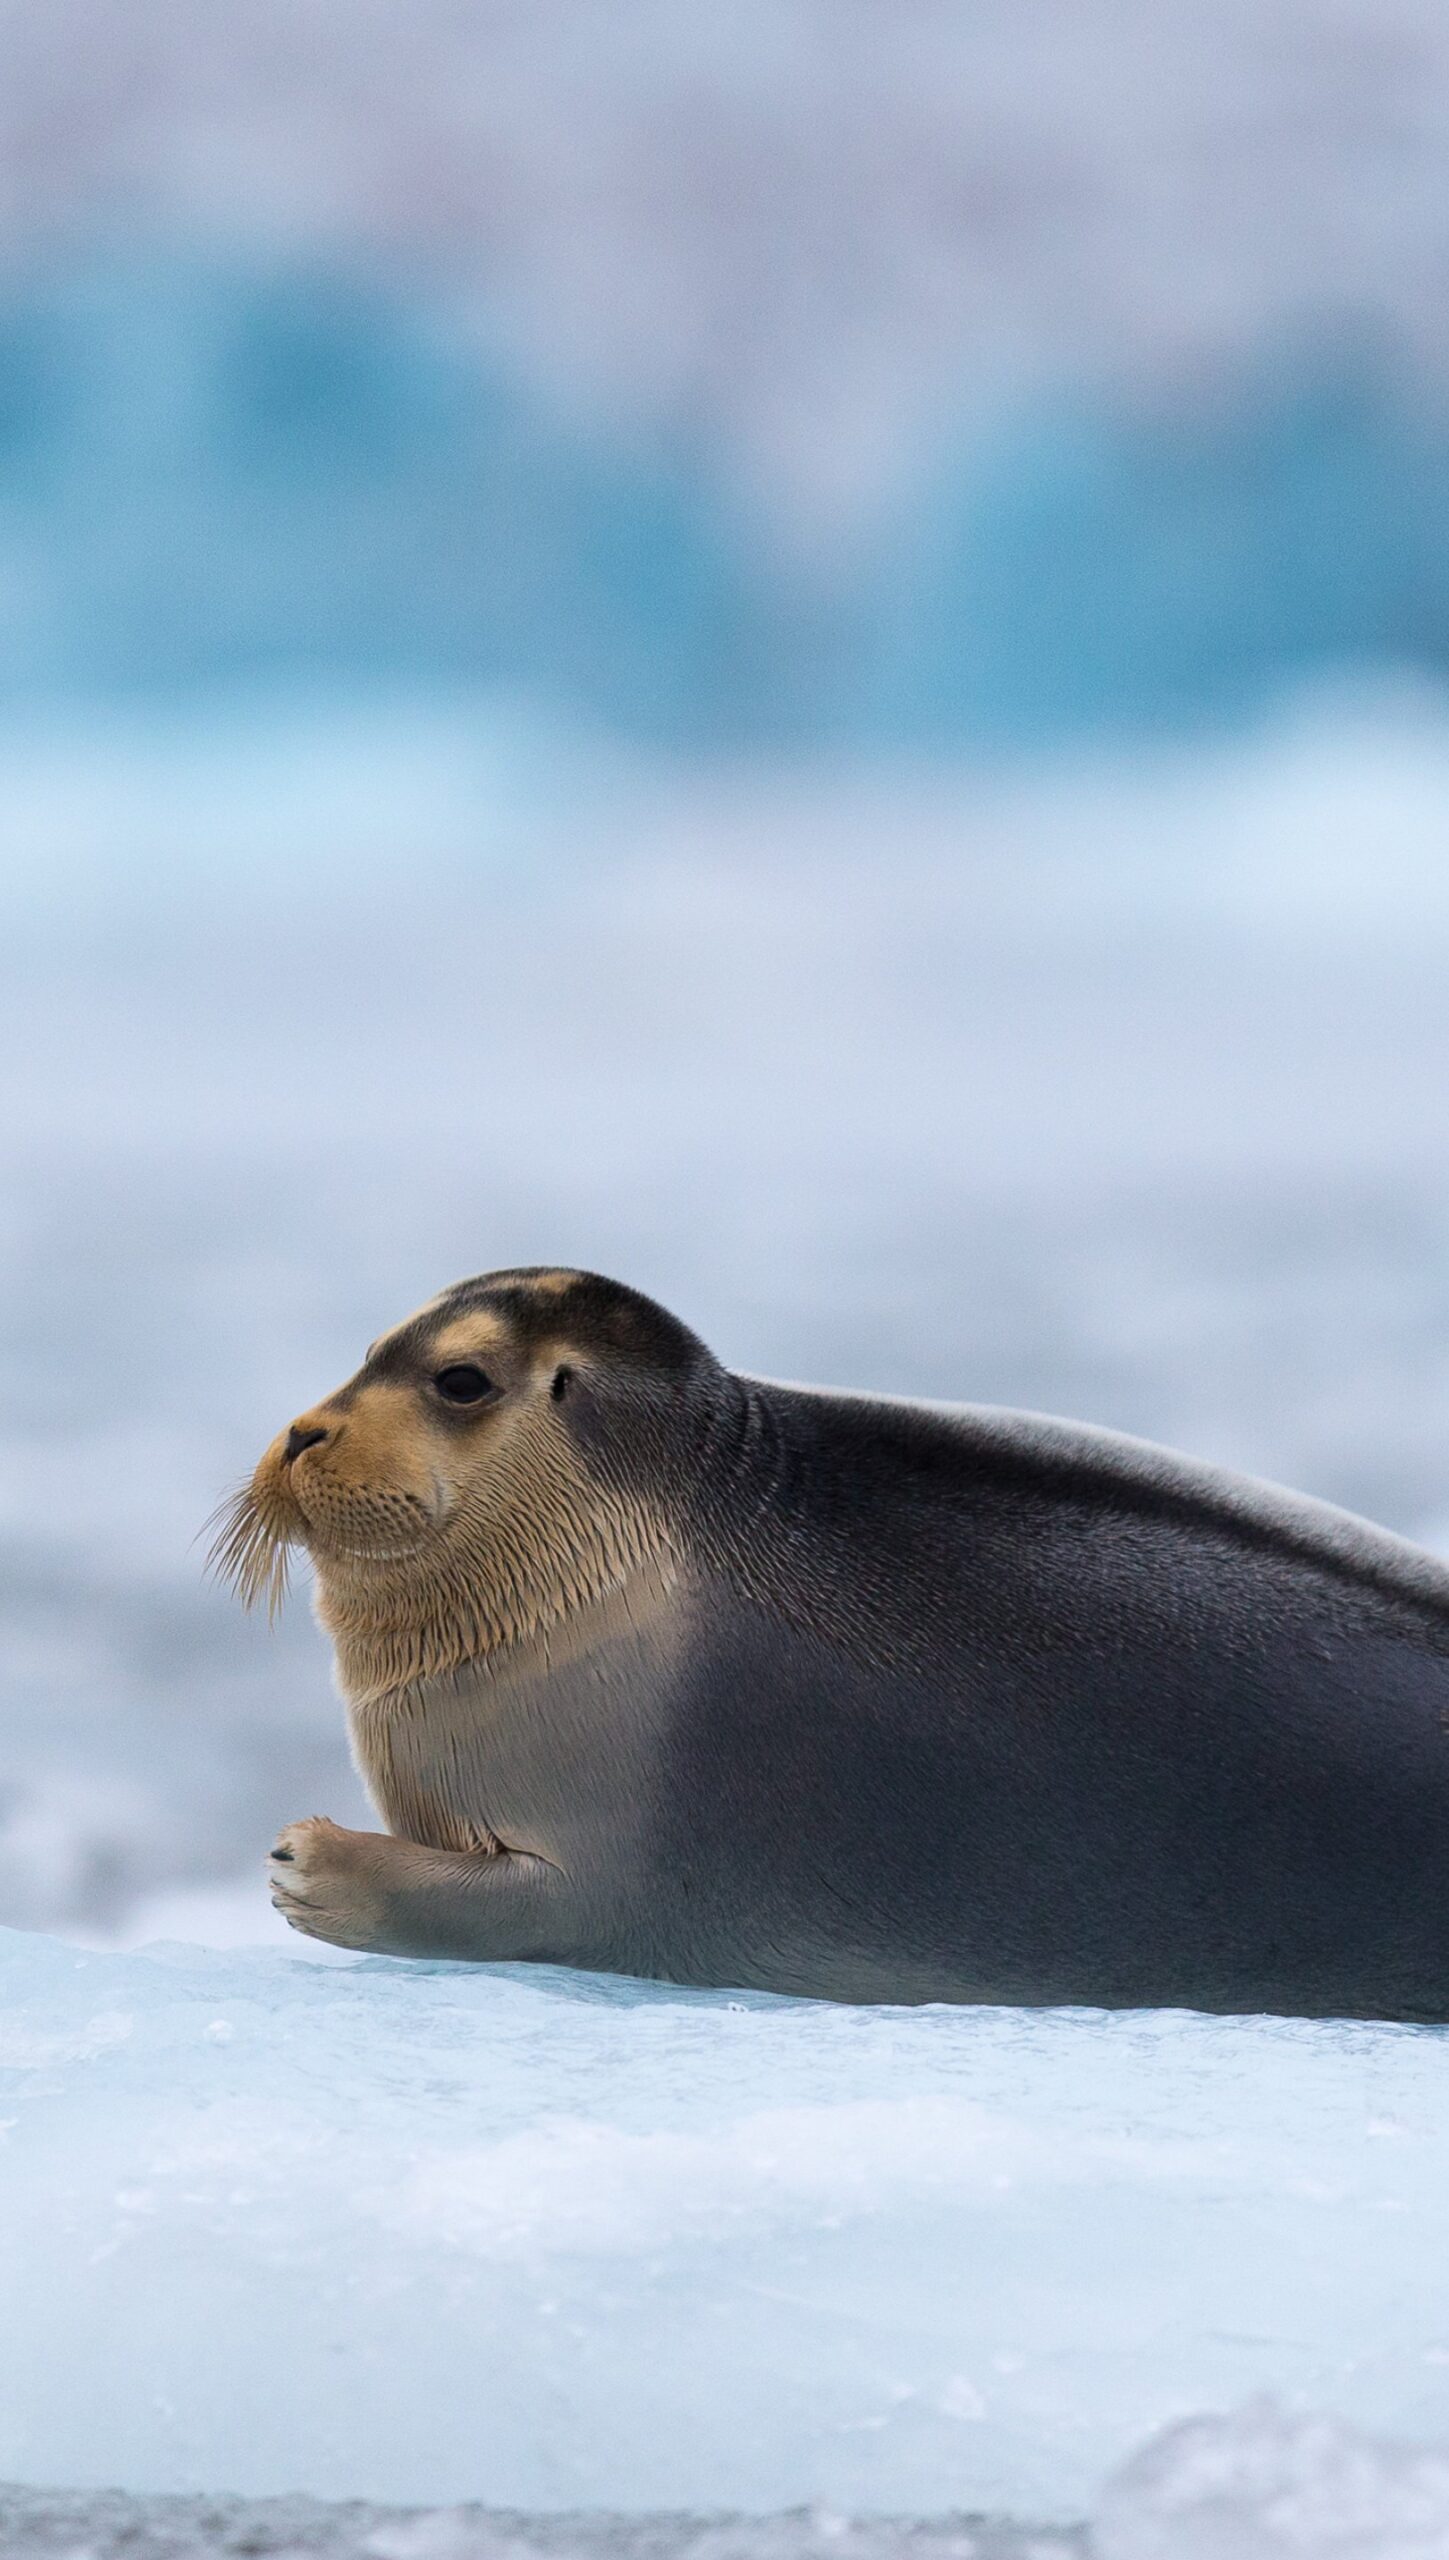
3 1 1449 753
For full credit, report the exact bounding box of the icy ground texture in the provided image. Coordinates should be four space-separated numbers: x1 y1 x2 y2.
10 2409 1449 2560
0 2491 1081 2560
6 1932 1449 2528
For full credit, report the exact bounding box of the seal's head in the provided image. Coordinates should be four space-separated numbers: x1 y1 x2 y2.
211 1268 713 1692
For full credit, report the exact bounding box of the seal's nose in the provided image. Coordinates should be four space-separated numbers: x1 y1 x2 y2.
284 1423 328 1465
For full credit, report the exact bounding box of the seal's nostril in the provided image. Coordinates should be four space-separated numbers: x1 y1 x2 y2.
284 1424 327 1466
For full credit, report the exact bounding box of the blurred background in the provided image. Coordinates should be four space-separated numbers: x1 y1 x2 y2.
5 0 1449 1945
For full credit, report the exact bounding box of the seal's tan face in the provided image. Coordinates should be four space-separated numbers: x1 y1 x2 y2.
211 1274 671 1689
216 1301 558 1589
258 1307 528 1562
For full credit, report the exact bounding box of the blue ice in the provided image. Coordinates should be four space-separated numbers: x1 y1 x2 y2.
5 1925 1449 2523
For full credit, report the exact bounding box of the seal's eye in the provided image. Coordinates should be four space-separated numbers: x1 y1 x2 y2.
433 1364 495 1406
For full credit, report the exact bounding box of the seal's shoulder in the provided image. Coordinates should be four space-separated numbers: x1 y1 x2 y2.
744 1375 1449 1622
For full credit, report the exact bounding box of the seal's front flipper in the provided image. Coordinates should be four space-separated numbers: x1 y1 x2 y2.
268 1817 575 1962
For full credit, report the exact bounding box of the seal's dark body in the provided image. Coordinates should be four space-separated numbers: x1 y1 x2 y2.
631 1380 1449 2017
294 1269 1449 2020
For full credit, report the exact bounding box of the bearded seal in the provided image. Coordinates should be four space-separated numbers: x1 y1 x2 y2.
214 1266 1449 2017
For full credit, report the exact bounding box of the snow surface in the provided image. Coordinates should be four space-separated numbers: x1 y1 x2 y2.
11 2414 1449 2560
6 1927 1449 2529
0 2484 1083 2560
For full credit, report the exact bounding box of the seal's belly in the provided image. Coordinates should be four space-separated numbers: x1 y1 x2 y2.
349 1680 505 1856
347 1575 687 1884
